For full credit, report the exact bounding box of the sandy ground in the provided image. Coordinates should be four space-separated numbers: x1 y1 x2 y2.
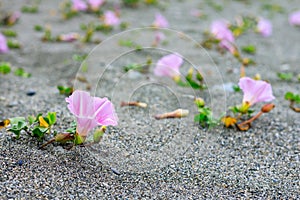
0 0 300 199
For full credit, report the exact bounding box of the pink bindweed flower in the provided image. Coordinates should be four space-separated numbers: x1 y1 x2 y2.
88 0 105 11
66 90 118 138
257 18 272 37
210 20 235 43
210 20 236 53
103 10 120 26
289 10 300 26
58 32 80 42
72 0 88 12
238 77 275 111
0 33 9 53
153 13 169 28
152 31 166 46
154 53 183 79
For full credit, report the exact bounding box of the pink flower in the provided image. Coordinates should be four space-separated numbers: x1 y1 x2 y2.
88 0 105 11
210 20 234 43
210 20 235 53
219 40 236 55
289 10 300 26
58 32 80 42
72 0 88 12
0 33 9 53
154 53 183 78
103 10 120 26
257 18 272 37
238 77 275 107
66 90 118 137
153 31 166 46
153 13 169 28
7 11 21 25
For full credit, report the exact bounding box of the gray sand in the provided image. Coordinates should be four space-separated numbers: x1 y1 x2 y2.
1 0 300 199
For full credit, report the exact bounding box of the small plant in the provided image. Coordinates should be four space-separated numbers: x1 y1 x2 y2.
285 92 300 112
222 77 275 131
0 62 11 74
21 5 39 13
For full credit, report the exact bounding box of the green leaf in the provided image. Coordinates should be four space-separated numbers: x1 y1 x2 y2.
241 45 256 54
7 118 27 139
285 92 294 100
7 39 21 49
21 5 39 13
14 68 31 78
277 72 293 81
32 127 48 139
27 115 35 125
294 94 300 103
57 85 73 96
232 85 241 92
2 29 17 37
72 54 87 62
47 112 56 126
0 62 11 74
34 25 43 32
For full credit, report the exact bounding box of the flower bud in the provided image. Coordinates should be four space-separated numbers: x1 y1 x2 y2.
194 97 205 107
93 126 106 143
261 103 275 113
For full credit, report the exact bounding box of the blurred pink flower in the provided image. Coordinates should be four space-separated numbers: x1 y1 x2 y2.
210 20 234 43
88 0 105 11
153 13 169 28
66 90 118 137
219 40 236 54
7 11 21 25
0 33 9 53
210 20 236 53
257 18 272 37
72 0 88 12
103 10 120 26
58 32 80 42
153 31 166 46
238 77 275 107
289 10 300 26
154 53 183 78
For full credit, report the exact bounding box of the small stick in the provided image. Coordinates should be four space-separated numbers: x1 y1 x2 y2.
155 109 189 120
120 101 147 108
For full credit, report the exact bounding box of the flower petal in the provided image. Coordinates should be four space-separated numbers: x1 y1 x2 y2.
154 53 183 78
238 77 275 106
94 97 118 126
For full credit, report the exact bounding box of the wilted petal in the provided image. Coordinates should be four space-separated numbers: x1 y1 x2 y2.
0 33 9 53
238 77 275 106
153 13 169 28
103 10 120 26
257 18 272 37
289 10 300 26
154 53 183 78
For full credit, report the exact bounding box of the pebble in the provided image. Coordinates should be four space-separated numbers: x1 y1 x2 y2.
26 90 36 96
17 160 24 166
